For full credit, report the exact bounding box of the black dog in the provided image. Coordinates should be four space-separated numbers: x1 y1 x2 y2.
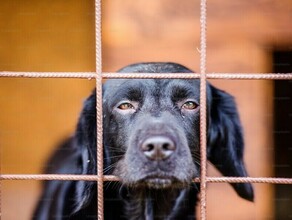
34 62 253 220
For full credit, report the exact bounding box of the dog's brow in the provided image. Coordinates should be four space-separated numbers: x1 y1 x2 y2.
171 86 197 102
114 86 144 103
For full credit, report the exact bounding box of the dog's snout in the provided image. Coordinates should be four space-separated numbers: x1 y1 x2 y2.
141 136 176 160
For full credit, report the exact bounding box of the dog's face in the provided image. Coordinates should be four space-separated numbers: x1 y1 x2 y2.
103 78 201 188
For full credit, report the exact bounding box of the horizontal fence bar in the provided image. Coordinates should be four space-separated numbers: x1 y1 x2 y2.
207 73 292 80
102 72 201 79
1 174 292 184
207 177 292 184
0 174 118 181
0 71 96 79
103 72 292 80
1 71 292 80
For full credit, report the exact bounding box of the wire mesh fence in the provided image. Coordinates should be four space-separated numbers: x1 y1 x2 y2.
0 0 292 219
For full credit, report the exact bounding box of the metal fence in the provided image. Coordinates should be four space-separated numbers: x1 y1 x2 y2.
1 0 292 219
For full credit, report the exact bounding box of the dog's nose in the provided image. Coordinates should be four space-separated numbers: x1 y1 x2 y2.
141 136 176 160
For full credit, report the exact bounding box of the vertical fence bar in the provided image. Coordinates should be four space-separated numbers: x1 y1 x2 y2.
95 0 104 219
199 0 207 219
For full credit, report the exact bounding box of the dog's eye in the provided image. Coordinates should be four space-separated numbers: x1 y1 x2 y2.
182 101 198 110
118 102 135 110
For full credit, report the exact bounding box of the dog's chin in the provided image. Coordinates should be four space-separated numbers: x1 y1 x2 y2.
144 177 173 189
136 175 190 189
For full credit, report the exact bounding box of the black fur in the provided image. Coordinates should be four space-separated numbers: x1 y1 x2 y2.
33 62 253 220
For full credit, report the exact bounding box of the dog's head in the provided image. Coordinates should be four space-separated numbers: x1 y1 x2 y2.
103 64 200 189
74 62 253 211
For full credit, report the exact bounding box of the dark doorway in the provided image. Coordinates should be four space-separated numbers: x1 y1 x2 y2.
273 50 292 220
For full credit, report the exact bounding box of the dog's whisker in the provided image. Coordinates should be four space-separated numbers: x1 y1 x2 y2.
106 155 124 159
106 146 125 151
105 149 125 154
103 161 119 173
113 181 124 192
192 183 199 192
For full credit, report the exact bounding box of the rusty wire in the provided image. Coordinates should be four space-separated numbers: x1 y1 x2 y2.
0 71 96 79
95 0 104 220
102 72 292 80
199 0 208 219
2 175 292 184
1 71 292 80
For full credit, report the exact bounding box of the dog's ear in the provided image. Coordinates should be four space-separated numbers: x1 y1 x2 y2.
207 85 254 201
73 88 113 214
73 91 97 213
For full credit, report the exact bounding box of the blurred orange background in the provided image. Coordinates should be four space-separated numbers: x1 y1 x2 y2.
0 0 292 219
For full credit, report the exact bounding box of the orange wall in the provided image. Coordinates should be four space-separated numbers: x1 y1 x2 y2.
0 1 96 219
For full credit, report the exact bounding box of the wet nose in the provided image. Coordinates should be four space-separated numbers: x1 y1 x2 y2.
141 136 176 160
